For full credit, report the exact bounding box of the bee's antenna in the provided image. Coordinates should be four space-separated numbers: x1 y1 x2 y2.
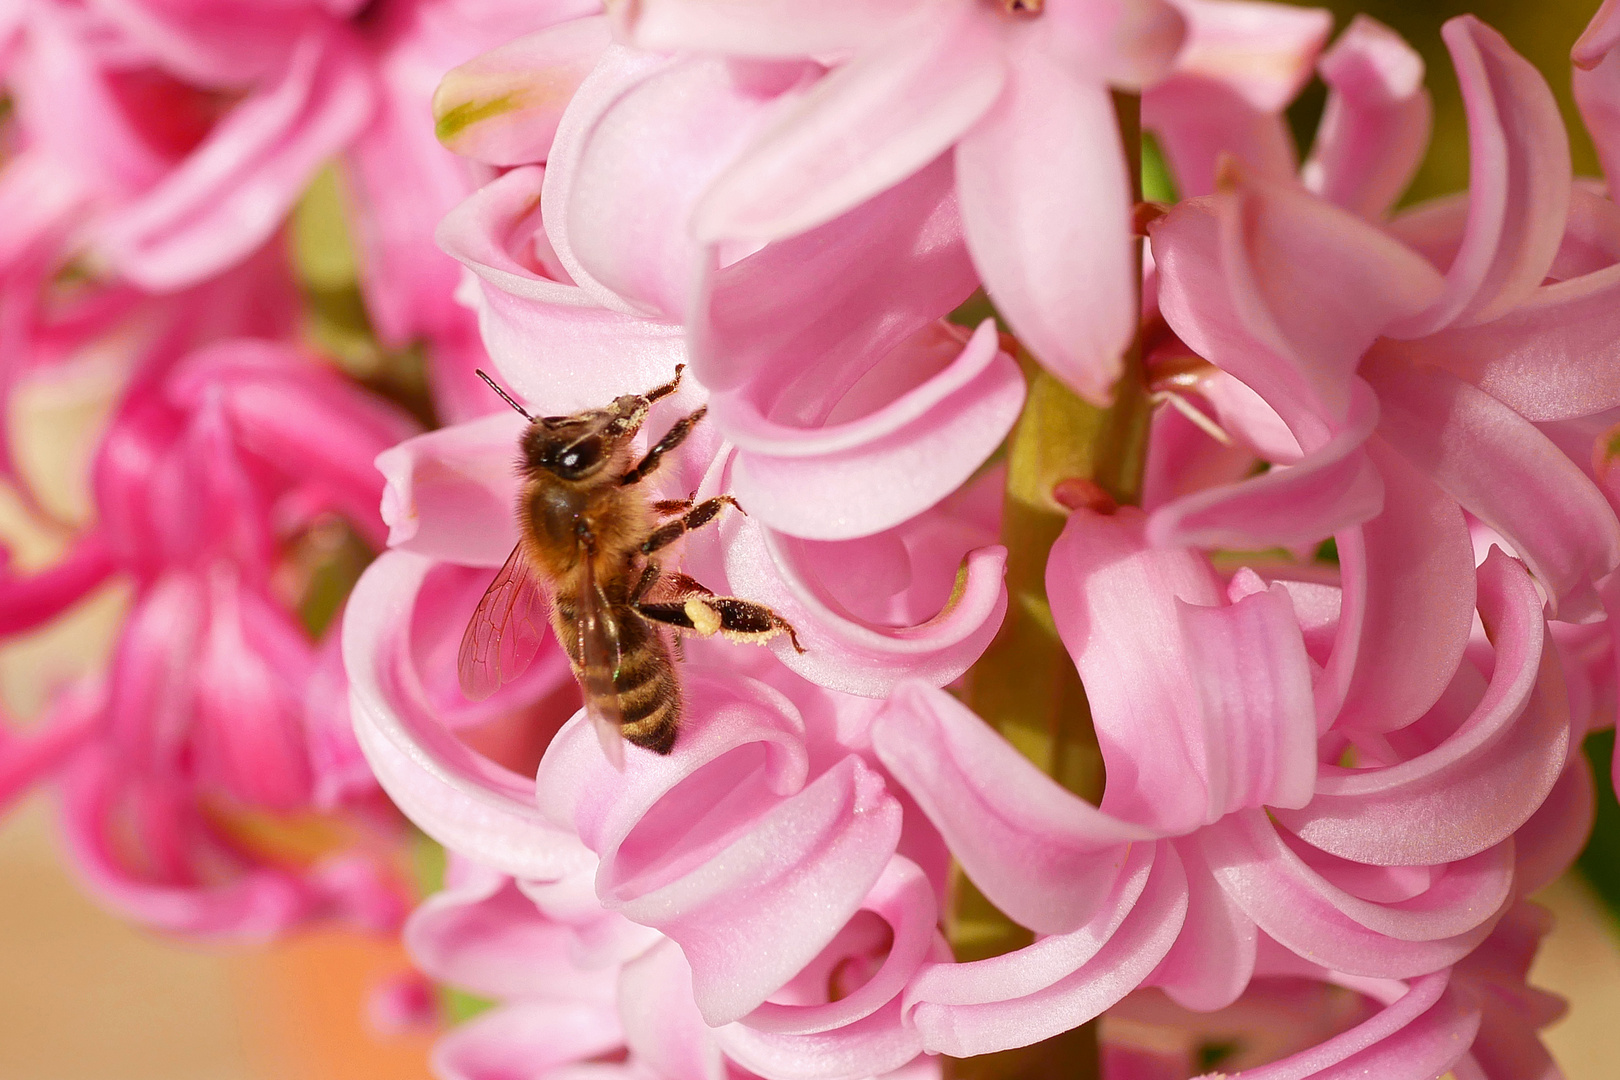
476 369 533 421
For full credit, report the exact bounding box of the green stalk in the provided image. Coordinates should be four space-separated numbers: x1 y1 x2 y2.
944 92 1151 1080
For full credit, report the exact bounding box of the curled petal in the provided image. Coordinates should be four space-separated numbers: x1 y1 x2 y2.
693 156 975 394
1304 15 1431 220
717 996 927 1080
1366 357 1620 620
1276 549 1567 865
436 165 688 409
0 531 116 636
344 550 594 880
1147 837 1256 1011
1512 757 1594 896
433 17 611 166
101 29 376 291
1166 0 1329 111
721 321 1023 540
1237 971 1477 1080
1198 812 1510 978
622 0 919 57
1334 437 1477 734
376 414 526 568
692 2 1004 244
1576 1 1620 189
1413 262 1620 422
1144 76 1297 200
1388 17 1570 336
619 938 727 1080
432 998 625 1080
957 60 1131 404
873 682 1153 936
406 859 618 1001
535 674 902 1025
903 841 1188 1058
718 511 1008 698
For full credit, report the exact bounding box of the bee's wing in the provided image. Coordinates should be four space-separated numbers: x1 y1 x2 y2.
458 543 547 701
577 551 626 769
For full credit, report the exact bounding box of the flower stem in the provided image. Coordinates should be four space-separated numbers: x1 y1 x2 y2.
946 92 1149 1080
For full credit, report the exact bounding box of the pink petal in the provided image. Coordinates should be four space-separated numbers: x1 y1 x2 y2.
1410 262 1620 422
1147 837 1256 1011
718 510 1008 697
376 413 527 568
1275 549 1568 865
872 682 1155 936
622 0 920 57
1303 15 1431 220
435 166 688 410
1197 812 1510 978
717 996 927 1080
1512 758 1594 897
1144 386 1382 558
693 155 975 394
0 531 116 636
100 27 376 291
1141 396 1259 513
343 550 595 880
1212 166 1446 428
721 321 1023 540
618 939 725 1080
0 684 103 813
691 2 1004 244
1164 0 1331 111
902 841 1188 1058
1386 17 1570 336
1366 356 1620 620
406 860 618 1001
956 57 1131 404
1333 437 1477 734
1236 971 1477 1080
1144 76 1298 199
432 17 612 166
534 673 902 1025
433 999 625 1080
1576 1 1620 190
1048 507 1221 832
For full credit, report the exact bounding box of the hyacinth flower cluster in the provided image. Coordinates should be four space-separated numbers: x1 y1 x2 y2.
0 0 607 941
327 1 1620 1078
0 1 1618 1079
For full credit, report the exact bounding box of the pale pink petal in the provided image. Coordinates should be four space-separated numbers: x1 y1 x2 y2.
1387 17 1570 337
1147 838 1256 1011
432 18 612 166
535 674 902 1025
100 27 376 290
742 856 937 1035
1048 507 1221 832
1333 437 1477 734
957 57 1131 404
1197 812 1510 978
872 682 1155 936
691 2 1004 245
1512 758 1594 897
618 939 727 1080
621 0 921 57
1212 167 1446 427
435 166 688 409
1144 385 1382 554
1411 262 1620 422
1575 0 1620 190
1144 76 1298 198
717 997 927 1080
376 413 527 568
708 456 1008 697
1236 971 1477 1080
406 860 618 1001
721 321 1023 540
693 156 975 394
433 999 625 1080
1303 15 1431 220
1164 0 1331 111
344 550 595 880
903 842 1188 1058
1547 185 1620 281
1141 398 1258 513
1275 549 1568 865
1366 356 1620 620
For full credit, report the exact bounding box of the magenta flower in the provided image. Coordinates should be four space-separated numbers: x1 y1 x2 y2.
3 337 420 937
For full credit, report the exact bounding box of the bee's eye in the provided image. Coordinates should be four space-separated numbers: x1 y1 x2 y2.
548 437 603 479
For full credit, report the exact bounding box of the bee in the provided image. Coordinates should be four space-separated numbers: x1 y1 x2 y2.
458 366 803 765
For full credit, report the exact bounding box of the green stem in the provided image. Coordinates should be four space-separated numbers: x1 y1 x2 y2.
943 92 1150 1080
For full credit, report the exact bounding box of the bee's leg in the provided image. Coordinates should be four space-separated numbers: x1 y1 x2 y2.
636 594 804 654
640 495 741 554
629 560 661 605
620 406 708 487
651 497 694 516
641 364 684 404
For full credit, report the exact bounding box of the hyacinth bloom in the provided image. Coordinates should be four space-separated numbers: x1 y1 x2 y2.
0 337 422 937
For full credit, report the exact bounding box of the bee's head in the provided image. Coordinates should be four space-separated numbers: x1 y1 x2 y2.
522 411 622 482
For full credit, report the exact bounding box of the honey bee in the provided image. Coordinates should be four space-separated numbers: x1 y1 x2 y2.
458 366 803 765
